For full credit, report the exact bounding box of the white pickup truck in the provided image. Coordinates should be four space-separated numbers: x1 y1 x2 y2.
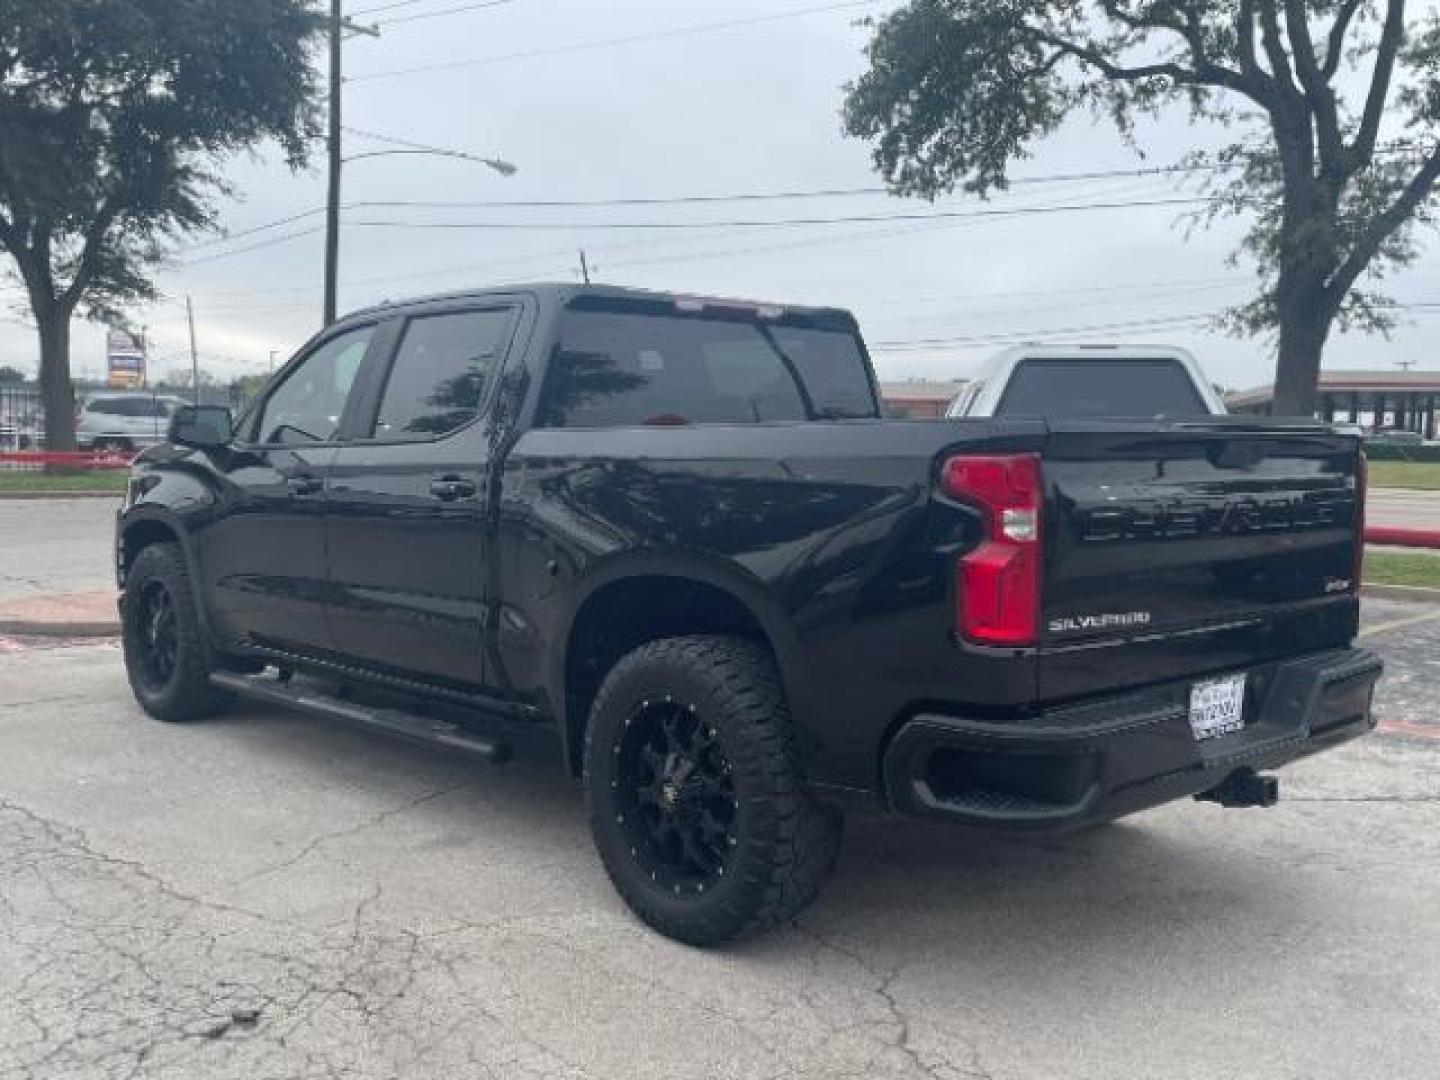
946 345 1228 418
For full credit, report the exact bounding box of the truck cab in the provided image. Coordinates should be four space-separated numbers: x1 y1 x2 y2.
948 344 1228 419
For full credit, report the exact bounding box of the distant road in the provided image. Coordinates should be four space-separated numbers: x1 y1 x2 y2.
1369 489 1440 531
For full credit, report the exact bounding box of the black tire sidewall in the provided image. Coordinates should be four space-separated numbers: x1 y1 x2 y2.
584 637 820 944
121 543 226 722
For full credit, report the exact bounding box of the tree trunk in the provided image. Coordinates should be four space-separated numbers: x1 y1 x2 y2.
1270 280 1333 418
35 311 77 453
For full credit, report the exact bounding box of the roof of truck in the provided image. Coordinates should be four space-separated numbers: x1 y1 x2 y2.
346 282 857 322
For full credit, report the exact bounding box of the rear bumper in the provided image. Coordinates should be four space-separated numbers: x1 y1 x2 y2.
882 647 1382 831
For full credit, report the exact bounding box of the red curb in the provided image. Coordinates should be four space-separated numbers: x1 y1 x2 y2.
0 590 120 638
1366 526 1440 549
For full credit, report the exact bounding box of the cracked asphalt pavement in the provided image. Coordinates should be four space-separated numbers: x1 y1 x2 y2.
1 600 1438 1079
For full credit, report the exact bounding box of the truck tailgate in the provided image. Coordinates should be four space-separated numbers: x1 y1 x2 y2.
1039 420 1362 701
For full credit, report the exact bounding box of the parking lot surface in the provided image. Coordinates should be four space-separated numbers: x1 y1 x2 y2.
0 498 118 603
0 600 1436 1080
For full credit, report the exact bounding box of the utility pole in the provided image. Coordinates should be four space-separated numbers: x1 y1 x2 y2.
185 296 200 405
578 248 593 284
324 0 342 327
324 4 379 327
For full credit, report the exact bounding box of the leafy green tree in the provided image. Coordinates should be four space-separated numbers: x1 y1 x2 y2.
0 0 322 448
0 363 26 385
844 1 1440 414
230 373 272 407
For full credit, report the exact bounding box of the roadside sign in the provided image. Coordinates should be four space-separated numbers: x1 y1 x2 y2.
106 329 145 388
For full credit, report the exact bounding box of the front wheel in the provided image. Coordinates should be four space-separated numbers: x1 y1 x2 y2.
121 542 232 723
584 635 842 946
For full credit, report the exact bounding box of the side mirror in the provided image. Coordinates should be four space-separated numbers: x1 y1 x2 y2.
169 406 233 449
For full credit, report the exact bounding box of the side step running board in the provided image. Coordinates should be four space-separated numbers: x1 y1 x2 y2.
211 671 512 764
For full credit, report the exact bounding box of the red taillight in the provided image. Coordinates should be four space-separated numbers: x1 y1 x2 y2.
1353 449 1367 592
941 454 1043 646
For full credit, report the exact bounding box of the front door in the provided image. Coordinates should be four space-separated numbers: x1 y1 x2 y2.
200 322 381 656
324 303 519 689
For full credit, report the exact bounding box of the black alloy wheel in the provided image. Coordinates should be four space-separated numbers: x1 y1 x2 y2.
133 580 179 691
617 696 738 895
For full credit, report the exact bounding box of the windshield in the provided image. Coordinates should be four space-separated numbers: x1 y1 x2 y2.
996 358 1210 418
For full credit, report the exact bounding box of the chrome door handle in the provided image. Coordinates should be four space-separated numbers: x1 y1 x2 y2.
429 476 477 502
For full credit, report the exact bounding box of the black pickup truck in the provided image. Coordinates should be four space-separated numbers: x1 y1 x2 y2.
117 284 1381 944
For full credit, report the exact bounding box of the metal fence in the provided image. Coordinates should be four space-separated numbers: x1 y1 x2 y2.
0 385 244 469
0 386 44 455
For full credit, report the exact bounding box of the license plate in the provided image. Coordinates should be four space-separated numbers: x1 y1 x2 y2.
1188 673 1247 742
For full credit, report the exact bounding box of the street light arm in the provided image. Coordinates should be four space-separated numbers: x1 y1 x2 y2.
340 147 517 175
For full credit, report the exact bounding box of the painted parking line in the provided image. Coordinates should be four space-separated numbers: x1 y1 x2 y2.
1359 609 1440 640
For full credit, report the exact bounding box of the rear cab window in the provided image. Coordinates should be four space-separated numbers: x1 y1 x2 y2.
537 296 878 428
996 359 1209 418
370 307 515 440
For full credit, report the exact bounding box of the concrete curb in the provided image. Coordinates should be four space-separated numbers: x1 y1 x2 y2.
0 617 119 638
1366 526 1440 549
0 491 123 500
1363 582 1440 604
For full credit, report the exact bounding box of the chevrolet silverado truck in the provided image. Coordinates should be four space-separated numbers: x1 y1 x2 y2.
116 284 1382 945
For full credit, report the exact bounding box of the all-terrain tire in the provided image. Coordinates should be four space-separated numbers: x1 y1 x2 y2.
121 542 233 723
584 634 843 946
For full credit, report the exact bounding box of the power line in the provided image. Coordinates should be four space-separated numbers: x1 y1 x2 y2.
340 196 1209 231
349 167 1204 209
347 0 432 16
167 162 1227 258
869 312 1222 351
177 226 325 267
182 207 328 251
348 0 882 82
374 0 515 27
167 196 1208 269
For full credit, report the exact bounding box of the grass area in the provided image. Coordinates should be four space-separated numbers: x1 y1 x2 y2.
1365 550 1440 590
1368 460 1440 491
0 470 128 493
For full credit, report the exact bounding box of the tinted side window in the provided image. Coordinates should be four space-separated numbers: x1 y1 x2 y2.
87 398 129 416
371 308 513 440
997 359 1208 418
539 307 877 428
255 326 374 445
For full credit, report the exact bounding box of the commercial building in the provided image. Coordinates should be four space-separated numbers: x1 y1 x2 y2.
878 379 968 419
1227 369 1440 438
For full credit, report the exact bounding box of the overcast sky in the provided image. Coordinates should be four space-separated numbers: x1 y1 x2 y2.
2 0 1437 391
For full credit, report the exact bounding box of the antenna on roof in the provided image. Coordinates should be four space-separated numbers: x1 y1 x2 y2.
1396 358 1417 372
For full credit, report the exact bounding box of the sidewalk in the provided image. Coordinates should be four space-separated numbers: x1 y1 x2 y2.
0 589 118 637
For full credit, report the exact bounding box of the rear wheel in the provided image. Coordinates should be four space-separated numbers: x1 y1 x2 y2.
122 543 232 723
584 635 842 946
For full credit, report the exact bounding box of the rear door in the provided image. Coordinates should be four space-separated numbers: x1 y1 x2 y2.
1039 419 1362 700
322 299 524 690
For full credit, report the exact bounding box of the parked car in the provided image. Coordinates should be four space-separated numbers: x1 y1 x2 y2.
116 285 1381 945
947 344 1227 418
77 393 190 451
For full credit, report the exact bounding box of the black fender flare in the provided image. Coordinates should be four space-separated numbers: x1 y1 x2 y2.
548 550 814 773
118 503 221 654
